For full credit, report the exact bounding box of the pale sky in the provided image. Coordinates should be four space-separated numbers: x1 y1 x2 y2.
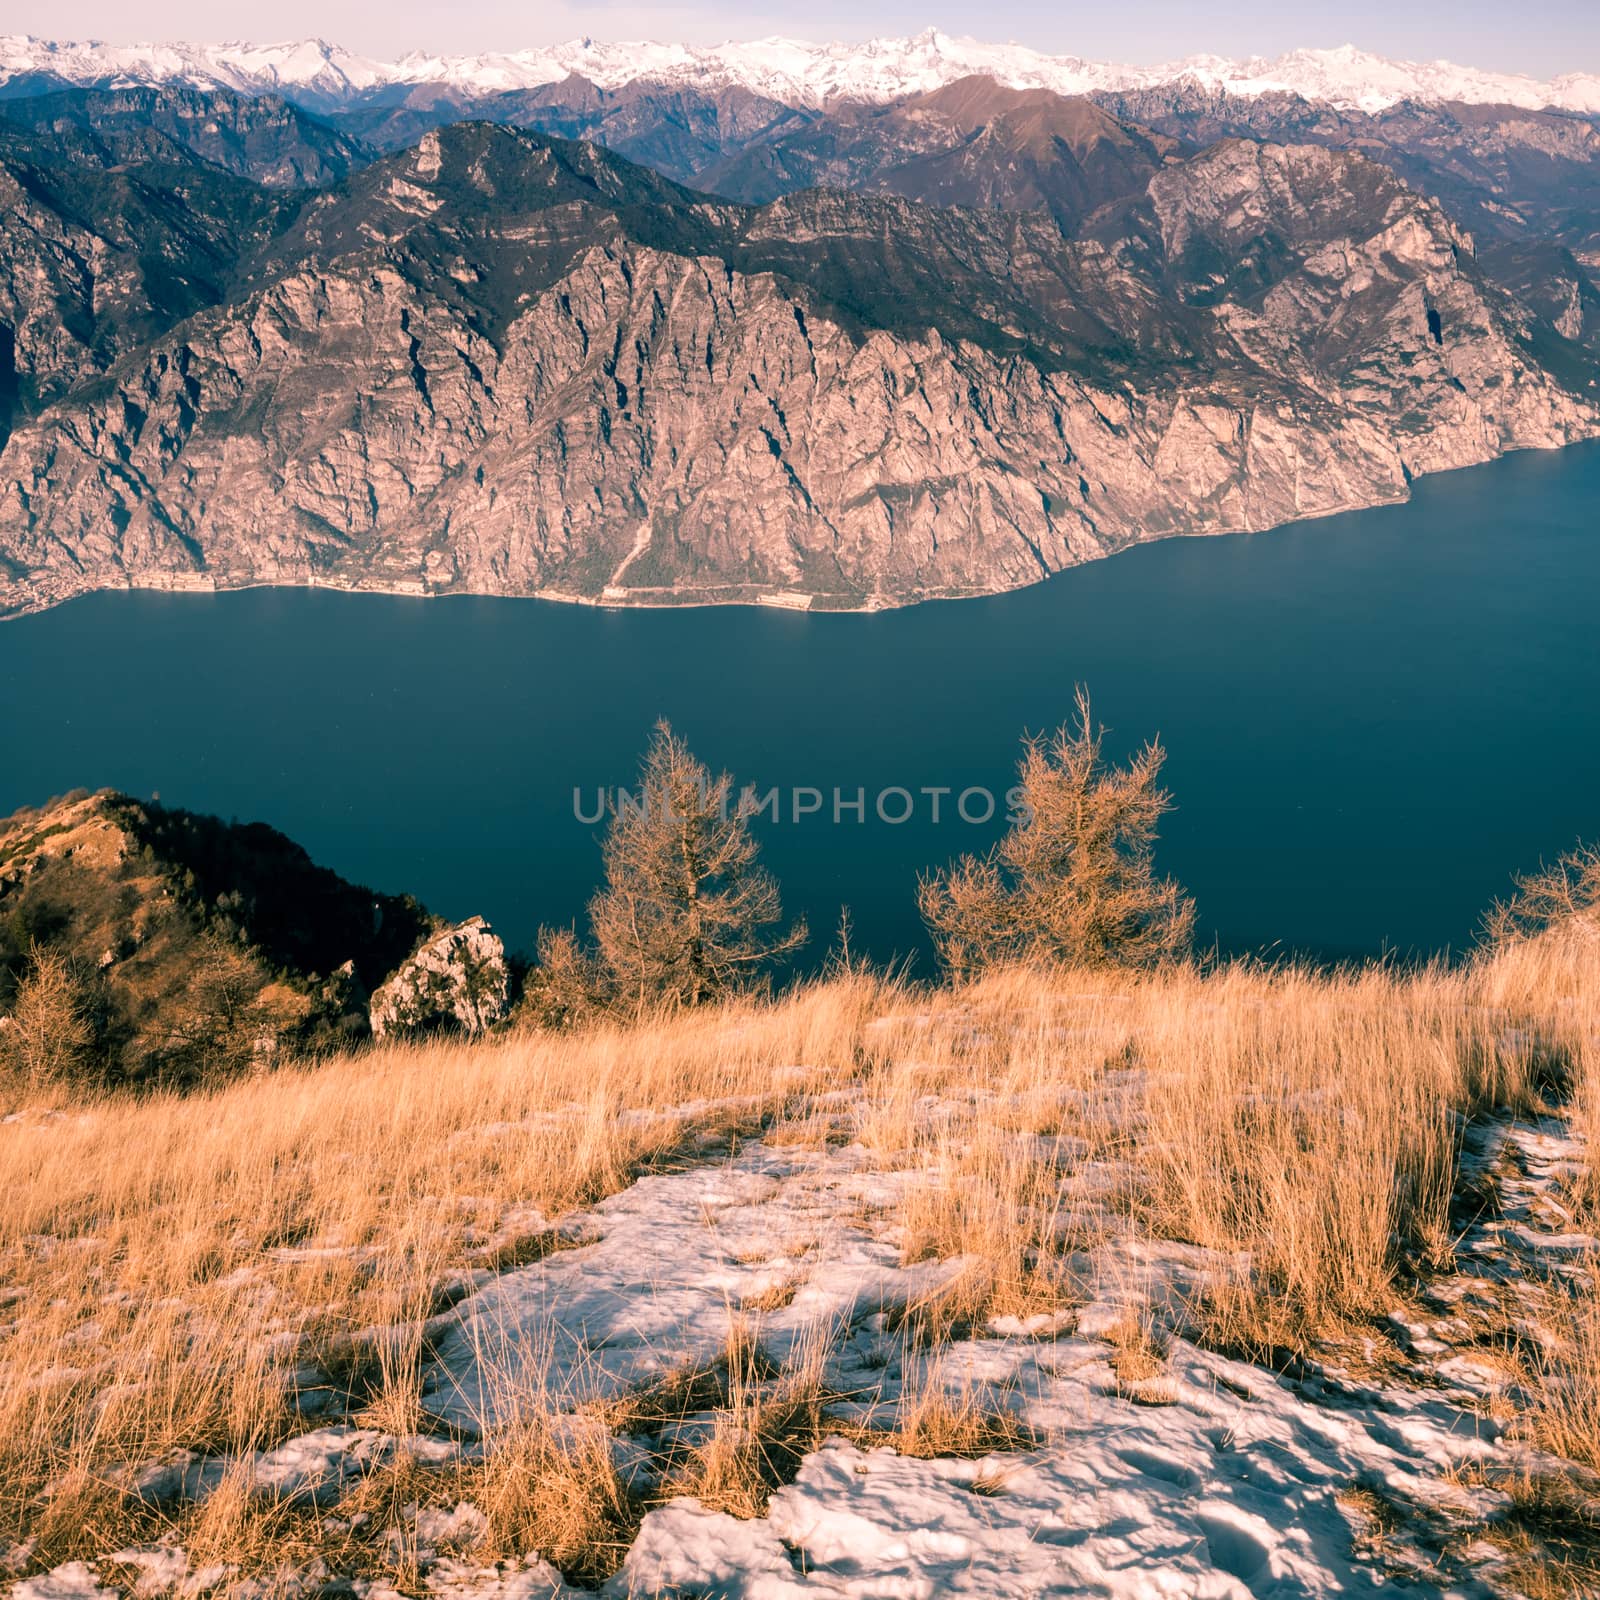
6 0 1597 81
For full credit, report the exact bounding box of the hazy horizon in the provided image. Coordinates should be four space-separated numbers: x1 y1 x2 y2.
4 2 1596 82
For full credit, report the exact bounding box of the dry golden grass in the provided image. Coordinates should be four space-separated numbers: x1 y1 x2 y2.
471 1406 633 1583
1105 1305 1172 1389
1485 1471 1600 1600
1532 1278 1600 1476
2 927 1598 1586
740 1277 802 1313
897 1126 1076 1327
858 937 1597 1356
878 1350 1035 1459
0 974 887 1561
665 1318 835 1520
181 1463 312 1579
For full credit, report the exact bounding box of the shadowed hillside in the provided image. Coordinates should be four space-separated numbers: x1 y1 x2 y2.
0 790 433 1082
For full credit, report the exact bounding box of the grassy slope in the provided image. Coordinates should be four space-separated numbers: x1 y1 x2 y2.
1 929 1597 1586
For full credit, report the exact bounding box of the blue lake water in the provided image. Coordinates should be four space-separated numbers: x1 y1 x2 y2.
5 441 1599 969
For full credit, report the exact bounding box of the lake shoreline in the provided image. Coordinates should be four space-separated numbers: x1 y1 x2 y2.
7 432 1598 624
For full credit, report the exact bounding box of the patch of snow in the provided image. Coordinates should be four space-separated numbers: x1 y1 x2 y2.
100 1545 187 1599
423 1555 576 1598
615 1401 1468 1596
9 1564 114 1600
407 1121 1521 1596
252 1424 386 1502
421 1141 965 1428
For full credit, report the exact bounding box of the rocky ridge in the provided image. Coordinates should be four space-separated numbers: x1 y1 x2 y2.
0 84 363 184
700 77 1184 228
336 75 809 184
1095 85 1600 287
0 122 293 425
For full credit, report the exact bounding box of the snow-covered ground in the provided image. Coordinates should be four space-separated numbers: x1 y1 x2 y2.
10 1081 1594 1600
1 30 1598 115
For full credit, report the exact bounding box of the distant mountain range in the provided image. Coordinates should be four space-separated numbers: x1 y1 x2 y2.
1 37 1598 617
3 31 1599 115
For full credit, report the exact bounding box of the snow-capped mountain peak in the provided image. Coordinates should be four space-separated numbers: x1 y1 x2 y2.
0 30 1595 115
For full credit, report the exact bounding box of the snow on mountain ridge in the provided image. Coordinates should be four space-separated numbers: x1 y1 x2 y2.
0 34 389 101
1 28 1597 114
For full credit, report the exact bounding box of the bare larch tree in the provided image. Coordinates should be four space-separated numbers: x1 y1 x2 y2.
588 721 806 1009
919 688 1194 977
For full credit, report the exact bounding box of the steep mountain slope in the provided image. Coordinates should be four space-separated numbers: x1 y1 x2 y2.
700 77 1182 227
330 73 1600 370
1096 86 1600 344
0 133 293 434
0 123 1592 618
0 87 369 445
0 85 365 185
1099 86 1600 262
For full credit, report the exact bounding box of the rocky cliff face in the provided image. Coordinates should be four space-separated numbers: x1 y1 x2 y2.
0 122 1595 617
0 92 338 434
1094 87 1600 278
0 148 287 429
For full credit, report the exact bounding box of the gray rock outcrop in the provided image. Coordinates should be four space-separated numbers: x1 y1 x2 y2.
368 917 511 1039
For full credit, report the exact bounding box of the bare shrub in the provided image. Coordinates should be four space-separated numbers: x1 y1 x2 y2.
1485 842 1600 949
156 931 284 1082
517 925 608 1031
0 943 101 1091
